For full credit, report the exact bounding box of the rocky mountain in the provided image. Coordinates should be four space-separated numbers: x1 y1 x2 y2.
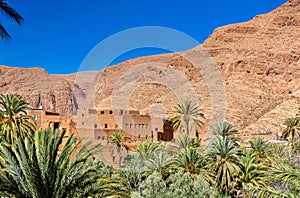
1 0 299 138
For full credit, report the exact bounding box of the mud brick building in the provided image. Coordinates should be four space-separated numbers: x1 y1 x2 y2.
76 108 174 166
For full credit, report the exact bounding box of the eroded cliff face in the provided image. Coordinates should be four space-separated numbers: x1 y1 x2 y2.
0 66 74 117
1 0 299 137
90 0 300 134
91 0 300 136
202 0 300 135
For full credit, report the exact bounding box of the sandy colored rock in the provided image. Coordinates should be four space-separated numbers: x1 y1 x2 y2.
0 65 74 117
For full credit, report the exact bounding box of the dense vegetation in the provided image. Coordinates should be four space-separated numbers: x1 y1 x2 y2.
0 94 299 197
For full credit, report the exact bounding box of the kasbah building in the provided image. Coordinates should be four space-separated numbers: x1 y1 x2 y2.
75 108 174 166
27 104 278 167
27 106 174 167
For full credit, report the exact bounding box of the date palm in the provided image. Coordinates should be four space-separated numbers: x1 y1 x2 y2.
109 132 128 169
252 186 295 198
0 128 127 197
171 134 207 176
249 137 269 159
207 137 242 196
0 94 35 144
271 162 300 193
236 152 267 197
282 117 300 147
0 0 24 40
145 150 172 179
211 121 239 143
136 139 161 160
173 147 201 175
171 100 204 136
173 133 195 150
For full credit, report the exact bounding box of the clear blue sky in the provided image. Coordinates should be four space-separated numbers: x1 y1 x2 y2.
0 0 286 74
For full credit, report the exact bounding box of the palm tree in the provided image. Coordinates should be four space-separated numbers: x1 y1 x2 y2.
0 0 24 41
252 186 294 198
0 128 128 197
207 137 242 196
267 143 295 177
171 100 204 136
173 133 195 150
136 139 161 159
282 117 300 147
109 132 128 169
173 147 201 175
271 162 300 194
0 94 35 144
249 137 269 159
145 149 172 179
170 134 206 176
211 121 239 143
236 152 267 197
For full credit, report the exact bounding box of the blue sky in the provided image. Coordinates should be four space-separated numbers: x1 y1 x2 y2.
0 0 286 74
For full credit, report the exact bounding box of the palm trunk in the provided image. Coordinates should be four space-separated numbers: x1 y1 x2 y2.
117 145 121 169
186 119 190 136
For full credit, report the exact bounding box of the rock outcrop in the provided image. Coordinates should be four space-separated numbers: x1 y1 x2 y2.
0 66 74 117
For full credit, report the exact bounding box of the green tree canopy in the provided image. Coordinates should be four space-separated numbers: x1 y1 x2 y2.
171 100 204 136
109 132 128 169
0 128 128 197
0 94 35 144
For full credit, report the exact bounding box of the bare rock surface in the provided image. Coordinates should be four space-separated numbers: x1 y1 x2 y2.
0 65 74 117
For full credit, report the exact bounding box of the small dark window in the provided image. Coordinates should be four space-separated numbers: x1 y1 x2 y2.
82 122 84 125
125 123 128 128
33 114 37 120
112 156 116 162
82 114 84 117
94 124 97 128
98 136 101 139
120 110 123 115
109 110 113 114
155 127 158 132
104 124 108 129
100 111 104 114
142 124 144 128
102 136 105 140
146 135 148 139
138 134 141 139
115 124 118 128
130 124 132 128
